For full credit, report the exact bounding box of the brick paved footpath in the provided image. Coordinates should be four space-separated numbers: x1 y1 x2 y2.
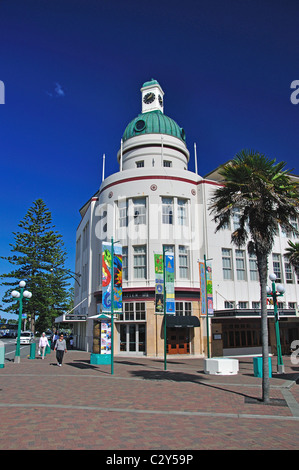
0 351 299 450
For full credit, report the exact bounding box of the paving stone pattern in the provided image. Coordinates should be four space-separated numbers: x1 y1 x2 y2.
1 352 299 450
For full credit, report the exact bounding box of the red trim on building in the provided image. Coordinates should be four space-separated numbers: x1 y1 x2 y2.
99 175 222 196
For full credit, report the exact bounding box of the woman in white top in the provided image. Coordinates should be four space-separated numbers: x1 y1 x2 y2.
39 332 49 359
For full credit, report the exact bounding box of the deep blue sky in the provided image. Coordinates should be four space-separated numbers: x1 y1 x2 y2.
1 0 299 319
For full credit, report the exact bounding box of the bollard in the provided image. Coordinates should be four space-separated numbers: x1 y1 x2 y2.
29 342 36 360
253 356 272 378
0 340 5 368
46 340 51 355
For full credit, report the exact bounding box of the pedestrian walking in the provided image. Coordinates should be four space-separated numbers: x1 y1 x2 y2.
39 332 49 360
54 333 67 366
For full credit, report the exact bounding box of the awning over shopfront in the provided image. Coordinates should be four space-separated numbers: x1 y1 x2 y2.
165 315 200 328
88 314 112 320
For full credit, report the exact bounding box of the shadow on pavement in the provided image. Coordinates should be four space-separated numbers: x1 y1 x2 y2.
130 368 259 402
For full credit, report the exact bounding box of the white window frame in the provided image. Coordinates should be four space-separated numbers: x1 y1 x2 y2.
133 245 147 279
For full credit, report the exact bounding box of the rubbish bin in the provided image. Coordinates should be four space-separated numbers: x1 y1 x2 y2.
253 356 272 378
29 342 36 360
0 340 5 368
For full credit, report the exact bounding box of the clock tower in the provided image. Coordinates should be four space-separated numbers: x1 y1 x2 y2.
141 79 164 114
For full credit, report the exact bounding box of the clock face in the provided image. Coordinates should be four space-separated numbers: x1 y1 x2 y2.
158 95 163 106
143 92 155 104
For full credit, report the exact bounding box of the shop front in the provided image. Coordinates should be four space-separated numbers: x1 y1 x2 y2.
165 315 200 355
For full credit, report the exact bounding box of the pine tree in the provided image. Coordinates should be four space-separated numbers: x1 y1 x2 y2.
1 199 72 332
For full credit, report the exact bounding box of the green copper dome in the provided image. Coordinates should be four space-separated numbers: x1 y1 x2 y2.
122 110 186 143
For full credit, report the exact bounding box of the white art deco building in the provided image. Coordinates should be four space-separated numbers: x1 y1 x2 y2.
65 79 299 357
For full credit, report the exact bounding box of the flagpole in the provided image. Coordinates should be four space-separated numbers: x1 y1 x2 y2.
102 153 105 182
120 139 123 172
111 237 114 375
194 143 198 175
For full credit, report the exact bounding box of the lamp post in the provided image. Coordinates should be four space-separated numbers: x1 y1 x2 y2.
11 281 32 363
266 273 285 374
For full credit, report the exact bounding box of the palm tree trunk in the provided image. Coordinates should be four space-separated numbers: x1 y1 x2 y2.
257 252 270 403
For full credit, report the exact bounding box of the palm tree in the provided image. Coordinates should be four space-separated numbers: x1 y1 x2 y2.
209 150 299 403
285 240 299 278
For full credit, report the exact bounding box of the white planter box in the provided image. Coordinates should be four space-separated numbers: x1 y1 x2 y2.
204 357 239 375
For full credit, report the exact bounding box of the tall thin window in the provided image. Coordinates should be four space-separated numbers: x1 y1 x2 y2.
133 198 146 225
235 249 246 281
232 208 241 231
162 197 173 224
222 248 233 280
83 222 89 251
133 245 147 279
272 254 282 283
122 246 128 281
119 199 128 227
249 253 259 281
177 199 187 226
179 245 189 279
284 258 293 284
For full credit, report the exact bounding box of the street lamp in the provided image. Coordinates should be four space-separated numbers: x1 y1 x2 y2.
266 273 285 374
11 281 32 363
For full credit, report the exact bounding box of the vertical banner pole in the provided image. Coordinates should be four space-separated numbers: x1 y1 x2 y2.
111 237 114 375
163 246 167 371
204 254 210 358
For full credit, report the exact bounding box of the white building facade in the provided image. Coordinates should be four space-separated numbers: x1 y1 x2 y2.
67 79 299 357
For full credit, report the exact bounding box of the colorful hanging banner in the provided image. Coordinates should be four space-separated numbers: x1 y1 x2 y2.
154 254 164 313
101 322 112 354
102 242 122 313
206 260 214 316
199 261 207 316
165 251 175 315
199 260 213 316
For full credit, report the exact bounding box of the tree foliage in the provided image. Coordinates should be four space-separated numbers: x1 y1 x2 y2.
285 240 299 277
1 199 73 332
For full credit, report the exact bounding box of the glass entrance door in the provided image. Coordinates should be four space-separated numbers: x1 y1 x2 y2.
119 324 146 354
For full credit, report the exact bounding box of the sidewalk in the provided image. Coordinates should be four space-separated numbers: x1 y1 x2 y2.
1 350 299 450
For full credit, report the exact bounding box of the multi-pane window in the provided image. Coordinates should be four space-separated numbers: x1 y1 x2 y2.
133 198 146 225
249 253 259 281
136 161 144 168
119 199 128 227
235 250 246 281
178 245 189 279
162 197 173 224
284 259 293 284
163 160 172 167
119 302 146 321
122 246 128 281
224 301 235 308
272 254 282 282
222 248 233 280
175 301 192 316
124 303 134 320
133 245 147 279
177 199 187 226
238 301 248 309
136 302 146 320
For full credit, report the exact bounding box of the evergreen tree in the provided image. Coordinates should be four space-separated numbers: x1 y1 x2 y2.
1 199 72 332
